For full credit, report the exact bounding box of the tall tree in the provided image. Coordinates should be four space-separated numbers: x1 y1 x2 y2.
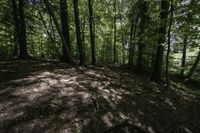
73 0 85 65
166 0 174 87
179 35 188 76
118 1 125 65
60 0 71 62
12 0 20 57
12 0 30 59
88 0 96 64
43 0 71 62
137 1 147 70
151 0 170 84
18 0 30 59
113 0 117 64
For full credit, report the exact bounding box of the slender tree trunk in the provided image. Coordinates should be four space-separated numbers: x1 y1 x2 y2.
43 0 71 62
151 0 169 84
88 0 96 64
137 1 147 70
113 0 117 64
38 11 55 58
166 0 174 87
18 0 30 59
73 0 85 65
13 31 18 56
179 35 188 76
81 17 86 60
60 0 71 62
187 50 200 78
128 14 139 67
38 11 54 43
118 1 125 65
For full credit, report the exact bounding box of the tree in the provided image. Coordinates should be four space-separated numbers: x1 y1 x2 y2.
12 0 30 59
137 1 147 70
43 0 71 62
113 0 117 64
60 0 71 62
88 0 96 65
179 35 188 76
73 0 85 65
151 0 170 84
166 0 174 87
128 13 139 67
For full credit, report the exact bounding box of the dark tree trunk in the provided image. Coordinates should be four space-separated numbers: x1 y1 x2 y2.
60 0 71 62
73 0 85 65
179 35 188 76
18 0 30 59
166 0 174 87
128 18 135 67
12 0 29 59
128 14 139 67
81 17 86 60
151 0 169 84
113 0 117 64
13 30 18 56
187 50 200 78
88 0 96 64
118 2 125 65
137 1 147 70
43 0 71 62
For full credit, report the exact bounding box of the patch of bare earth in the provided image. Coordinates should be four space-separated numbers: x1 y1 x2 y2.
0 61 200 133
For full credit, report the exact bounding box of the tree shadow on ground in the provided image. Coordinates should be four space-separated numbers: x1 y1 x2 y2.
0 61 200 133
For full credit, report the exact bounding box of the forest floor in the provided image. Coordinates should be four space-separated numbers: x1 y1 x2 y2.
0 60 200 133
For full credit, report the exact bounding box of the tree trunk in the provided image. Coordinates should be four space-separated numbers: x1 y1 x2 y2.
137 1 147 71
73 0 85 65
18 0 30 59
151 0 169 84
113 0 117 64
179 35 188 76
43 0 71 62
187 50 200 78
13 30 18 56
81 17 86 61
12 0 29 59
88 0 96 65
60 0 71 62
118 2 125 65
128 14 139 67
166 0 174 87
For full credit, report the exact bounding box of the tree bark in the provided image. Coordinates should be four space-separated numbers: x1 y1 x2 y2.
88 0 96 64
151 0 169 84
73 0 85 65
179 35 188 76
12 0 29 59
113 0 117 64
43 0 71 62
128 14 139 67
60 0 71 62
166 0 174 87
187 50 200 78
137 1 147 71
118 1 125 65
18 0 30 59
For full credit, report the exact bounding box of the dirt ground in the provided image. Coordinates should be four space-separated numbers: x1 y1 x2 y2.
0 60 200 133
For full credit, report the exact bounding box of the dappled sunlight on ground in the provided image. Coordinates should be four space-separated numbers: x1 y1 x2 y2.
0 61 200 133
